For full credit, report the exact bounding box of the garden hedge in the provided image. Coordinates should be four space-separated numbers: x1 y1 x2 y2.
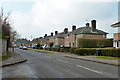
70 48 77 53
60 47 70 52
77 38 113 48
74 48 120 57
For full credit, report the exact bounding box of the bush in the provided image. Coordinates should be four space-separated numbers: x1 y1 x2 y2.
35 44 43 49
44 48 50 50
70 48 76 53
60 47 70 52
49 43 53 47
101 49 120 57
77 38 113 48
75 48 96 55
51 47 60 52
74 48 120 57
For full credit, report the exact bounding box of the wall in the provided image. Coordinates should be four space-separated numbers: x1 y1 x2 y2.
58 38 64 46
65 35 72 47
0 38 2 56
114 27 120 33
114 33 120 40
0 39 7 55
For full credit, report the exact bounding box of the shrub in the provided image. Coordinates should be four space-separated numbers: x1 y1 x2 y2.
74 48 120 57
51 47 60 52
75 48 96 55
101 49 120 57
70 48 76 53
77 38 113 48
44 48 50 50
49 43 53 47
59 47 70 52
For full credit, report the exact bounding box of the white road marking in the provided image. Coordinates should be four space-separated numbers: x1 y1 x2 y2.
56 59 68 63
45 56 52 59
76 65 103 74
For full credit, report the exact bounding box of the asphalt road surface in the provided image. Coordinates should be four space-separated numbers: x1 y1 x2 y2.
2 48 118 78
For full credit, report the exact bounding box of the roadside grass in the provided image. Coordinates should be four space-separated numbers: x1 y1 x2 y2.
0 51 11 61
28 48 52 53
85 56 120 60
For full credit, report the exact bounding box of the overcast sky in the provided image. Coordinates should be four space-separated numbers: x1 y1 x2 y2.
0 0 119 40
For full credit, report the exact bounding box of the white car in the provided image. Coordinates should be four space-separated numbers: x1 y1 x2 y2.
42 45 47 48
23 46 27 50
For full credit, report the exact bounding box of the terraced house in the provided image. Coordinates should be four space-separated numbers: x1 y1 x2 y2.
111 22 120 48
65 20 108 47
49 28 68 46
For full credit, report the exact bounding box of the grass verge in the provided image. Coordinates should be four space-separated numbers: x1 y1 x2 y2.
28 48 52 53
0 51 11 61
85 56 120 60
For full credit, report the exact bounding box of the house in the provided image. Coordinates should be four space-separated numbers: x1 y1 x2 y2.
65 20 108 47
111 22 120 48
49 28 68 46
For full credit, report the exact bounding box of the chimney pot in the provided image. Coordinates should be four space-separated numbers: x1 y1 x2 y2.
91 20 96 32
64 28 68 34
72 25 76 31
55 31 58 35
51 32 53 36
45 34 47 36
86 23 89 26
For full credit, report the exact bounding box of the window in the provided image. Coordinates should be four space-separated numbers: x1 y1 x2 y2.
102 34 105 38
117 42 119 47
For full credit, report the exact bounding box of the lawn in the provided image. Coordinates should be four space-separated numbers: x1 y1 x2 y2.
86 56 120 60
28 48 52 53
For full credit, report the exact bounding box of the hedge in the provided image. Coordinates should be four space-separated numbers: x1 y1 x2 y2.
70 48 77 53
44 47 71 52
74 48 120 57
51 47 60 52
60 47 70 52
44 48 50 51
75 48 96 56
77 38 113 48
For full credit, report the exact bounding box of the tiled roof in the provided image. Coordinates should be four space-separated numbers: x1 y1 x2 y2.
53 32 65 38
44 36 51 40
66 26 108 36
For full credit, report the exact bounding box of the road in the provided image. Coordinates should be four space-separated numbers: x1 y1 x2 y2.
2 48 118 78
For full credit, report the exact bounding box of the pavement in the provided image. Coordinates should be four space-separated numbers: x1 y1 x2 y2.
2 48 118 78
62 54 119 66
2 51 27 67
42 50 119 66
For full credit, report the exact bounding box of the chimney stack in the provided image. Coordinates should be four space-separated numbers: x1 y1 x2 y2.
91 20 96 32
45 34 47 36
51 32 53 36
72 25 76 31
44 34 47 38
55 31 58 35
86 23 89 26
64 28 68 34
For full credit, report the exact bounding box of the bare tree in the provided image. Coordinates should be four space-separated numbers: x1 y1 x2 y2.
0 7 15 51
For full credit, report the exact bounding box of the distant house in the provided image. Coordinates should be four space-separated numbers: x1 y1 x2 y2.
65 20 108 47
14 38 29 47
49 28 68 47
111 22 120 48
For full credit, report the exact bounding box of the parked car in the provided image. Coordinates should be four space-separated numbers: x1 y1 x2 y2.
19 46 23 49
42 45 47 48
53 45 61 48
23 46 27 50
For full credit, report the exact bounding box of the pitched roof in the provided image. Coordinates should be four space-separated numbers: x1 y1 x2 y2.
53 32 66 38
44 35 51 40
66 25 108 36
111 22 120 27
